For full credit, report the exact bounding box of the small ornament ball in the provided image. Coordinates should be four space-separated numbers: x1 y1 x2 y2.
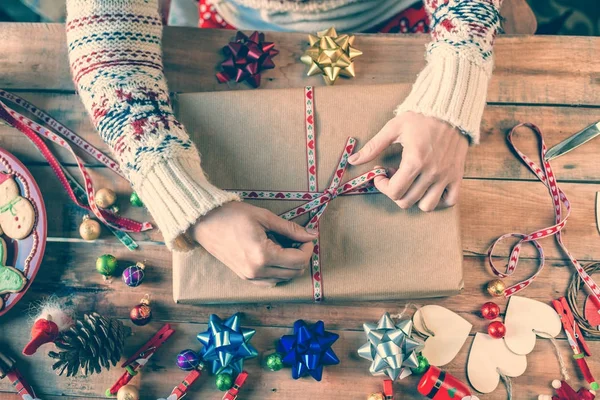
411 354 429 374
486 279 506 297
480 302 501 320
265 353 284 371
79 216 101 240
117 385 139 400
123 262 146 287
95 188 117 209
130 296 152 326
96 254 118 279
367 393 385 400
215 373 233 391
176 349 200 371
130 192 144 207
488 321 506 339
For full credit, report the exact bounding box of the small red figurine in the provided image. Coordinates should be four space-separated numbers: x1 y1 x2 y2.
487 321 506 339
542 380 596 400
480 302 501 320
22 300 73 356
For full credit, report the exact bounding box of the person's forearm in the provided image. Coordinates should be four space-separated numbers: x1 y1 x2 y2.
66 0 238 249
396 0 504 144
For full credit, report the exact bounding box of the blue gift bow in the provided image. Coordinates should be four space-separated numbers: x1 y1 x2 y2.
197 313 258 375
276 320 340 381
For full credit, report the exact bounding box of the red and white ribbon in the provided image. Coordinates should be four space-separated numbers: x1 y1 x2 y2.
488 123 600 307
0 101 151 233
234 87 386 301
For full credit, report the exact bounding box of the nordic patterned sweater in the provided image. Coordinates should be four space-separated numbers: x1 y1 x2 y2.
66 0 503 250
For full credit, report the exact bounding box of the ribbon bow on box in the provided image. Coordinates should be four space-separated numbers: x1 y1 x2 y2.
230 87 386 302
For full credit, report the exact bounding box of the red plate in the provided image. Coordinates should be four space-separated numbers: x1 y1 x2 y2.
0 148 47 316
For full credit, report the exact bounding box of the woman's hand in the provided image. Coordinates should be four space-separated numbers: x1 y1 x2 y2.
189 202 316 287
348 112 469 212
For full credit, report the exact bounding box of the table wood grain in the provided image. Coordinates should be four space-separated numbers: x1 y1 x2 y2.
1 23 600 400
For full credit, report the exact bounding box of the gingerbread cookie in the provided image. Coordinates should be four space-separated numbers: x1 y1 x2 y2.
0 173 35 240
0 237 27 295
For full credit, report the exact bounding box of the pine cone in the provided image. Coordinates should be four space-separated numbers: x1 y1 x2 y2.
48 313 128 376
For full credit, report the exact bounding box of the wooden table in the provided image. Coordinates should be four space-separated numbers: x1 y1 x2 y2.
0 24 599 400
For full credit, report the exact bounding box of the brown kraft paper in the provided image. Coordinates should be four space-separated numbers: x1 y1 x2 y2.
172 83 464 304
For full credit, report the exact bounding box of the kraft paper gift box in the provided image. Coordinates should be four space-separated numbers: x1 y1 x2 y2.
172 83 464 304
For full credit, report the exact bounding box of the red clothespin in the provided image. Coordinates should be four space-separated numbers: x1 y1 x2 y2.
552 297 598 391
0 351 39 400
161 369 204 400
383 379 394 400
106 324 175 397
222 371 249 400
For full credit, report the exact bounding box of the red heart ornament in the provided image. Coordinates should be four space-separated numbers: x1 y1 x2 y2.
313 244 319 254
297 207 305 214
248 192 258 198
307 115 314 125
302 193 313 199
313 272 321 281
343 183 352 191
275 192 285 199
336 169 344 178
308 140 315 149
346 145 353 153
320 196 328 204
367 172 375 180
309 165 316 175
306 90 313 99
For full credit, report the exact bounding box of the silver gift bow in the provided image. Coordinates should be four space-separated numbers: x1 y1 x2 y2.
357 312 424 381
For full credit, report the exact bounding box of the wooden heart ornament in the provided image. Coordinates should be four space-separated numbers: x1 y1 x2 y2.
467 333 527 393
503 296 561 355
413 305 472 366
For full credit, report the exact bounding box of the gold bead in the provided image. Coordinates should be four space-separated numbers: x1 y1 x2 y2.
95 188 117 209
117 385 139 400
487 279 506 297
79 216 101 240
367 393 385 400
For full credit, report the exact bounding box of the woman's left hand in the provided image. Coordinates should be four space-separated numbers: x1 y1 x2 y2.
348 111 469 212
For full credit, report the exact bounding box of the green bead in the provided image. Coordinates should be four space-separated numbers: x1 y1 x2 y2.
215 373 233 391
411 354 429 374
265 353 284 371
129 192 144 207
96 254 118 277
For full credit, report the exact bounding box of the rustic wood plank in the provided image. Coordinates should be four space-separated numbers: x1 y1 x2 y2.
3 92 599 182
0 316 597 399
0 241 588 332
1 24 599 105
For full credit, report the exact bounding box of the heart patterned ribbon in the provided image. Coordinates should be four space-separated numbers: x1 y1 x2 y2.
230 87 386 302
0 91 151 248
488 123 600 307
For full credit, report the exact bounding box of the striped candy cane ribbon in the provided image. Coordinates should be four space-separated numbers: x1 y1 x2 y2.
232 87 386 301
0 99 152 235
487 123 600 307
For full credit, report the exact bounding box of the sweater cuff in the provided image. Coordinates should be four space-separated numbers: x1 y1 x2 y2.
395 52 490 144
136 158 240 249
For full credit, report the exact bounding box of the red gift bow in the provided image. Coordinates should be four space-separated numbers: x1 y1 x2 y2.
229 87 386 301
488 123 600 307
216 31 279 88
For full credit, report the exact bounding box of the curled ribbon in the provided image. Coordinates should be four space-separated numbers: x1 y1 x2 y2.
229 87 386 302
0 97 152 236
488 123 600 308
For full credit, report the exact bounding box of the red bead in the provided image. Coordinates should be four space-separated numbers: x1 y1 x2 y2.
488 321 506 339
480 302 500 320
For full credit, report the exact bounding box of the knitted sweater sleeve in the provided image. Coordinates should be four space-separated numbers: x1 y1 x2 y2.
66 0 239 250
395 0 503 144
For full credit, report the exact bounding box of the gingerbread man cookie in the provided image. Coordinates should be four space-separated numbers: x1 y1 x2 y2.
0 237 26 295
0 173 35 240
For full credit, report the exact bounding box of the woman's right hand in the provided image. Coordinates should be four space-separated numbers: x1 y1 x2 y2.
188 202 316 287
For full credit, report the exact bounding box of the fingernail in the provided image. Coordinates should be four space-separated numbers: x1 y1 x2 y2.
306 227 319 235
348 154 358 163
